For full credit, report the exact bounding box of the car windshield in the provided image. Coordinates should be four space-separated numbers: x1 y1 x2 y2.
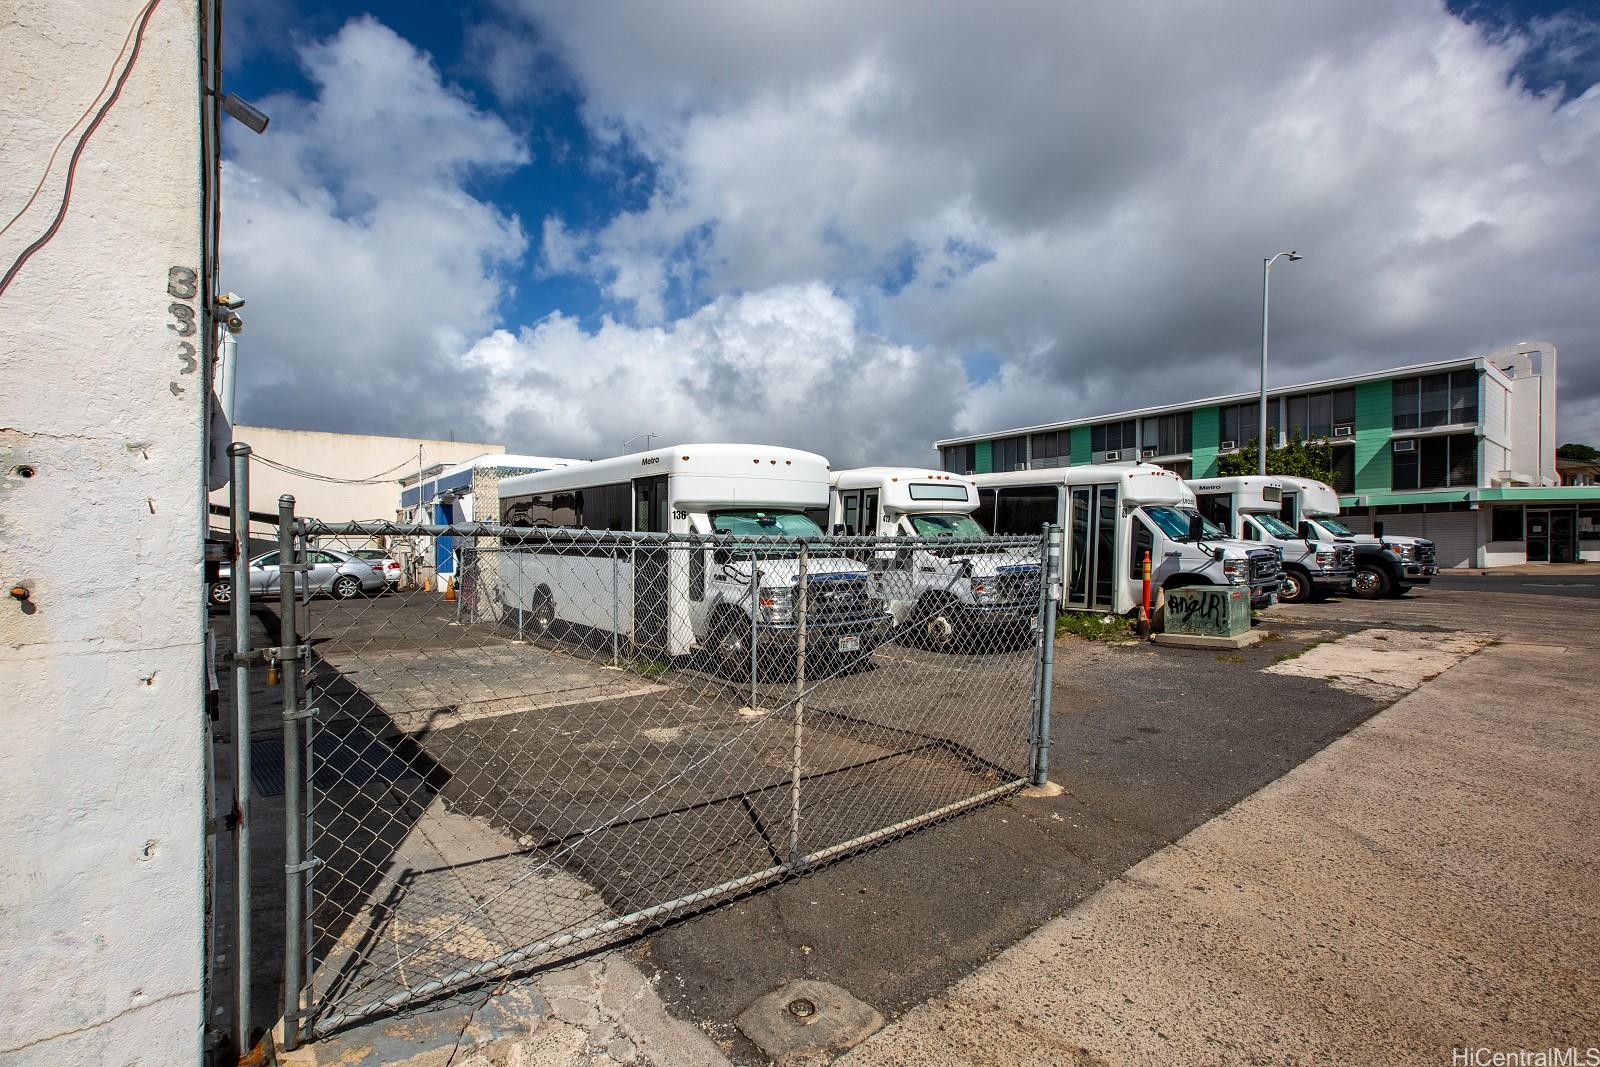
708 510 824 538
1254 513 1299 539
1143 505 1226 542
1318 517 1356 536
909 513 989 538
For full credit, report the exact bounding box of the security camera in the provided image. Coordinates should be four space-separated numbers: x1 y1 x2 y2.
225 314 244 333
220 93 270 134
215 292 245 310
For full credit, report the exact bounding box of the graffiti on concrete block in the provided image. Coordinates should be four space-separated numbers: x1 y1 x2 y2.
1164 586 1250 638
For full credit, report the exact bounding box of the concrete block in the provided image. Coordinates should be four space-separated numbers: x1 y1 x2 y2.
1151 630 1264 650
737 979 884 1061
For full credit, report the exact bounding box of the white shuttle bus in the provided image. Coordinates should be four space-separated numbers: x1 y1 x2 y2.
1186 476 1355 603
495 444 890 667
827 467 1039 649
1277 476 1438 598
973 464 1283 615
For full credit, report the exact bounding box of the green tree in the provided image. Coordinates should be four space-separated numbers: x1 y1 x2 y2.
1557 442 1598 463
1216 429 1338 481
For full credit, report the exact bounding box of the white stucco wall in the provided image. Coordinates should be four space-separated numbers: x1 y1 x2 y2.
208 425 503 531
0 2 207 1064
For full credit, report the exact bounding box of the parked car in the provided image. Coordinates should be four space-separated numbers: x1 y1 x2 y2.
209 548 385 608
350 548 403 586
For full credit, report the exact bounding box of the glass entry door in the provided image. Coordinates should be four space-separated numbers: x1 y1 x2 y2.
1551 512 1576 563
1526 510 1550 562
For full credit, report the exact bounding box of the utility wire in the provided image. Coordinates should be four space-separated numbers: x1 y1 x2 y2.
0 0 162 301
0 12 142 241
252 452 423 486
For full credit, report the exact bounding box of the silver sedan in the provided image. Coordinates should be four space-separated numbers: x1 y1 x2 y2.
210 548 384 608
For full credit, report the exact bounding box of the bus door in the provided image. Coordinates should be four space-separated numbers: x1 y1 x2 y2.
1063 483 1118 612
633 475 670 648
838 488 880 535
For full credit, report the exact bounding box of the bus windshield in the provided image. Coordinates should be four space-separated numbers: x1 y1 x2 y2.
1143 505 1227 542
909 513 989 538
1253 513 1299 539
708 509 824 538
1316 517 1356 537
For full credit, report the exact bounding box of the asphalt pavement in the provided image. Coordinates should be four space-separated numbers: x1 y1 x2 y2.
1430 569 1600 598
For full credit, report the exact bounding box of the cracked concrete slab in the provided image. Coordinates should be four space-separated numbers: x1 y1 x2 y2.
1264 627 1492 699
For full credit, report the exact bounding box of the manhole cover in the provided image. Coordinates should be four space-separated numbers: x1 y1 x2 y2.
787 998 817 1020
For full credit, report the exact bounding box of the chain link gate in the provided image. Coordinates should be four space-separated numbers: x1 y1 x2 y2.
265 501 1059 1047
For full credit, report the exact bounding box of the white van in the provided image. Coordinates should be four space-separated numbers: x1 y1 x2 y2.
496 444 891 667
828 467 1039 650
1277 476 1438 598
1186 476 1355 603
973 464 1282 614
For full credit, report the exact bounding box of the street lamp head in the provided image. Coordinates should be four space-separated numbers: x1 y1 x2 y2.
1287 252 1303 261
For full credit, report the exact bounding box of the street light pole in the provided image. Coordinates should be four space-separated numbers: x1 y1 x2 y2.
1259 250 1302 476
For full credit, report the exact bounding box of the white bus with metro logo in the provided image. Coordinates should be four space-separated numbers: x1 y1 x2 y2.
1185 476 1355 603
972 464 1283 615
827 467 1040 650
495 444 891 668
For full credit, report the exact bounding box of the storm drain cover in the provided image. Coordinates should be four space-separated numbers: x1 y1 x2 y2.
249 730 418 797
736 979 884 1060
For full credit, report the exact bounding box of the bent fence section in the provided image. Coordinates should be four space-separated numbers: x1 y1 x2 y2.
254 512 1056 1046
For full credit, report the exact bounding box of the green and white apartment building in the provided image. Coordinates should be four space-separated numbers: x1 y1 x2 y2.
935 341 1599 568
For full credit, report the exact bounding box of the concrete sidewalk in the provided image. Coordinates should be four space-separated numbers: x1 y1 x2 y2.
840 635 1600 1065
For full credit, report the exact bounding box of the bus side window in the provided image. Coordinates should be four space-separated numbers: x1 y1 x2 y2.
1244 520 1260 541
1129 518 1154 581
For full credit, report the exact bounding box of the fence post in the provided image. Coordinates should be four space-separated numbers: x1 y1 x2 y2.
278 495 307 1051
1031 525 1061 787
610 550 620 666
226 443 253 1060
748 549 759 708
789 541 807 863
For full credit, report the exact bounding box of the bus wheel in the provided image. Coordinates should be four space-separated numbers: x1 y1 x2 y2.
1278 568 1311 604
917 597 960 653
711 611 752 674
1351 564 1391 599
527 591 556 634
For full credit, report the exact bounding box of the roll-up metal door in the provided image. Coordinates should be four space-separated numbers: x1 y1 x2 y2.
1423 511 1478 569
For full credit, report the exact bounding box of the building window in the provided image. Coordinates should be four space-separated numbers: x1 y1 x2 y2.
991 435 1027 472
1090 419 1136 454
1393 370 1477 430
1491 508 1523 542
941 443 976 474
1580 507 1599 543
1217 402 1258 448
1285 387 1355 439
1330 446 1355 493
1391 434 1476 490
1139 412 1192 456
1030 430 1068 466
1156 459 1192 479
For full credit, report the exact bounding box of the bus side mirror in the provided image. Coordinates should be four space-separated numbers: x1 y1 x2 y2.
713 547 730 565
1298 521 1315 540
832 524 847 536
1188 514 1205 542
1373 521 1385 539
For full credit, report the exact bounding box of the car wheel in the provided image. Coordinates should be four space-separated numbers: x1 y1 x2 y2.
1350 564 1391 599
333 575 361 600
1278 569 1311 604
916 596 960 653
209 580 231 607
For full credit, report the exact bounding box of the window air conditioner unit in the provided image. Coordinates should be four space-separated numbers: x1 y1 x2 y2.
1333 425 1354 438
1141 447 1158 458
1103 450 1120 462
1392 439 1415 452
1220 440 1236 451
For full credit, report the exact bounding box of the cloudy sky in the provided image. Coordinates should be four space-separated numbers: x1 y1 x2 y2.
221 0 1600 466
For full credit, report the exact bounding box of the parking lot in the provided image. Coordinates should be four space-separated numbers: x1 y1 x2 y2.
219 570 1599 1062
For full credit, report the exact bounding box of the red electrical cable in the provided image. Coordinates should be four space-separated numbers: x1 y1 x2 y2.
0 0 163 301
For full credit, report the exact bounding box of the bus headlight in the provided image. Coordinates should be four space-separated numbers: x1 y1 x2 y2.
759 588 793 623
1314 549 1335 569
969 578 995 602
1223 559 1248 584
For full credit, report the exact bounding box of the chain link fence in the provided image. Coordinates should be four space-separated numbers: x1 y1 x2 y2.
262 509 1056 1044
